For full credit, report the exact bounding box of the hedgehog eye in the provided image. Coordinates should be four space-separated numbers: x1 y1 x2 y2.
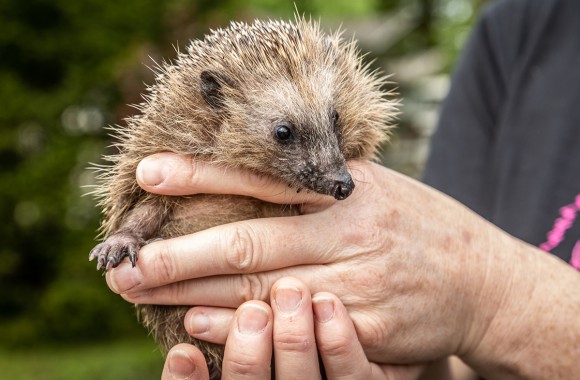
274 124 294 143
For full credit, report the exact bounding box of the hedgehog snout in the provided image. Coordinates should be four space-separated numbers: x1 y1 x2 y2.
332 174 355 200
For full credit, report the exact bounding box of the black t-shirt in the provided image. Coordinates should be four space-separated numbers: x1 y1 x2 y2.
423 0 580 265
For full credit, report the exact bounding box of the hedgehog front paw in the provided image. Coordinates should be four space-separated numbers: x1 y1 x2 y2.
89 232 145 271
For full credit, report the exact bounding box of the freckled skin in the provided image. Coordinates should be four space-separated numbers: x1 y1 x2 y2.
88 17 397 378
462 230 473 245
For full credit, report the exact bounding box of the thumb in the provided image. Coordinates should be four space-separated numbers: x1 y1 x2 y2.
161 343 210 380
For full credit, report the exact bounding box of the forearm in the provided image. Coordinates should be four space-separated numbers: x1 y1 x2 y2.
459 223 580 379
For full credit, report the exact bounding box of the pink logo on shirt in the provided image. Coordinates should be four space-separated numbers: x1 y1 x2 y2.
539 194 580 270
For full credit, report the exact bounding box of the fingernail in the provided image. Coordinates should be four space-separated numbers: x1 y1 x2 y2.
275 286 302 314
168 349 195 380
237 304 269 335
109 263 142 293
188 312 210 335
312 297 335 323
138 156 168 186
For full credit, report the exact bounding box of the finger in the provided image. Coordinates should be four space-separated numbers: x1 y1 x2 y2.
107 161 376 295
221 301 273 379
106 215 339 294
136 152 331 205
271 277 321 379
313 292 427 380
161 343 209 380
312 292 386 379
118 264 342 309
184 307 235 345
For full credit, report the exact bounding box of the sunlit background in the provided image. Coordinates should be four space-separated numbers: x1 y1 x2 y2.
0 0 487 378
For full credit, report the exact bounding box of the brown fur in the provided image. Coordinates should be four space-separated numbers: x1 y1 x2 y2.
89 16 397 378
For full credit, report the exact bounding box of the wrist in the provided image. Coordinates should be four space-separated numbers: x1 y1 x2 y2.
458 226 580 379
430 202 522 364
457 224 530 377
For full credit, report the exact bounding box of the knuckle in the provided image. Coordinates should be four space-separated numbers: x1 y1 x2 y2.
240 170 275 193
151 244 179 283
186 157 202 188
317 331 352 358
273 331 315 354
167 280 189 302
340 221 369 250
238 274 268 303
356 318 389 352
226 353 263 377
225 224 262 273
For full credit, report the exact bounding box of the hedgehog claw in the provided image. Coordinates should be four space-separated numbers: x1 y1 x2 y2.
89 232 145 271
97 254 106 270
105 256 116 271
129 246 138 267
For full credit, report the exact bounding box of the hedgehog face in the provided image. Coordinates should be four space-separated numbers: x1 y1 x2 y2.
190 19 397 200
200 68 356 200
265 105 355 201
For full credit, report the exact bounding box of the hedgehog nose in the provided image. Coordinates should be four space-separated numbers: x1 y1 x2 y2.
332 175 355 200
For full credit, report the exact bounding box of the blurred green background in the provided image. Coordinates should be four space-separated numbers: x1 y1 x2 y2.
0 0 486 378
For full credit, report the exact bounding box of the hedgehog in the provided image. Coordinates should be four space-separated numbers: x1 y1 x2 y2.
89 16 397 379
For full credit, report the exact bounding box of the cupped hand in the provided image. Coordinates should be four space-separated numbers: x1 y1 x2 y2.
106 153 513 364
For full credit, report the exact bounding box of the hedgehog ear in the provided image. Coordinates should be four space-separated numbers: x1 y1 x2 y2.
200 69 231 109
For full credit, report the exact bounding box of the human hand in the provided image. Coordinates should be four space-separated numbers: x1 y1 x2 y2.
107 153 580 378
107 153 490 362
161 277 432 380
